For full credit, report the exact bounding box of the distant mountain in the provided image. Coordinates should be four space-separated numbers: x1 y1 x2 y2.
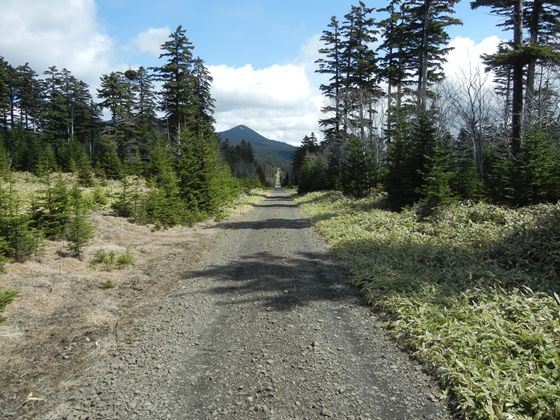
217 125 296 161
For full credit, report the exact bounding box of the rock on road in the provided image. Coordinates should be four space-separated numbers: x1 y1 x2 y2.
49 190 451 419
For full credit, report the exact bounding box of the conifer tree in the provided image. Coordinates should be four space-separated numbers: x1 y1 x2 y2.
95 135 123 179
13 63 42 131
32 174 71 239
0 176 42 262
316 16 344 142
65 183 94 259
0 57 13 130
154 26 195 143
98 71 135 159
340 2 380 136
340 136 376 198
417 138 458 216
407 0 462 109
377 0 414 139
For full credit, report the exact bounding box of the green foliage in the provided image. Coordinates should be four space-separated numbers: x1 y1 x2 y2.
297 152 327 194
0 177 42 262
483 142 516 204
35 143 58 177
340 136 376 198
95 135 123 180
520 126 560 204
65 184 95 258
178 130 239 218
112 177 147 222
416 140 459 217
32 174 71 239
297 191 560 419
115 249 135 268
0 288 17 323
0 140 11 177
90 248 134 271
90 184 109 208
76 150 95 187
98 279 116 289
490 206 560 283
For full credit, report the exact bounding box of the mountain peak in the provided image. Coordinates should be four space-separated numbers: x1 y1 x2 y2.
217 125 295 161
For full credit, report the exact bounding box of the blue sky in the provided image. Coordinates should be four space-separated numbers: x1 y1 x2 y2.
1 0 504 144
97 0 502 68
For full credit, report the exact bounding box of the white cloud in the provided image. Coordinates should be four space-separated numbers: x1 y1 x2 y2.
133 26 170 56
443 36 502 82
210 62 323 145
0 0 114 88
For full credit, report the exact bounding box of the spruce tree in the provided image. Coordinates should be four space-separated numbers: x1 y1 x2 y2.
153 26 195 143
407 0 462 109
340 136 375 198
32 174 71 239
0 176 42 262
65 183 94 259
316 16 344 142
95 135 123 179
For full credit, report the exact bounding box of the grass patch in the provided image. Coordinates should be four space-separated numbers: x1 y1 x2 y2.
0 288 17 323
295 191 560 419
217 188 269 219
98 279 116 289
90 248 135 271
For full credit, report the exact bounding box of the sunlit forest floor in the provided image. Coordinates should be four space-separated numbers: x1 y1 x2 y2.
296 191 560 419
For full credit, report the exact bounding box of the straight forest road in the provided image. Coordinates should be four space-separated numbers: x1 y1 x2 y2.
49 190 451 419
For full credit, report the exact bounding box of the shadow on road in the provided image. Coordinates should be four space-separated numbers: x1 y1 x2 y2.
218 218 311 230
185 251 361 312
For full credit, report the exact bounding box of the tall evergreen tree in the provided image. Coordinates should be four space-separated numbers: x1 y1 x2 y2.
191 57 215 137
153 26 195 143
407 0 462 109
377 0 414 139
340 2 381 137
316 16 344 142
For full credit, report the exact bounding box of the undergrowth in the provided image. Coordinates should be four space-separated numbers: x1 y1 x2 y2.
90 249 135 271
0 288 17 323
295 191 560 420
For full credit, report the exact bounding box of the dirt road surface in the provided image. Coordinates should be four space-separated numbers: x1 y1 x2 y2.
47 190 451 419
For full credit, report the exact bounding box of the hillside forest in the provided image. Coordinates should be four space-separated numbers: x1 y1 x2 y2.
293 0 559 211
0 25 272 265
291 1 560 418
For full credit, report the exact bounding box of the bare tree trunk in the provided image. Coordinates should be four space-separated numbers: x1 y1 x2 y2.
525 0 543 123
511 0 525 161
418 1 431 110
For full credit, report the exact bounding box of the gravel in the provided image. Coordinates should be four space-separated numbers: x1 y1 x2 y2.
46 190 451 419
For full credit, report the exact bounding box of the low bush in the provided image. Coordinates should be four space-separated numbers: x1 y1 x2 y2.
90 248 134 271
296 191 560 419
0 288 17 323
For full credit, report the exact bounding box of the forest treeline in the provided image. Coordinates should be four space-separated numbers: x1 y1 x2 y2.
293 0 559 212
0 26 266 265
0 25 270 210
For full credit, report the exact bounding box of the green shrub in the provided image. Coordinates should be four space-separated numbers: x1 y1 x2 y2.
0 288 17 323
65 184 95 259
0 178 43 263
115 249 134 268
90 248 134 271
31 175 71 239
98 279 116 289
90 184 109 208
296 192 560 419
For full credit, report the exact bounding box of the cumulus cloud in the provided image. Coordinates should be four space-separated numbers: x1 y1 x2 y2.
133 26 170 56
443 36 502 81
210 62 323 145
0 0 114 88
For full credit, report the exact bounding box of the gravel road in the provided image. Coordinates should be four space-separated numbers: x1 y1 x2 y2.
48 190 451 419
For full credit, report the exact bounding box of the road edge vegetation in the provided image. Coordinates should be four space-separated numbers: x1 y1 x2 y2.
295 191 559 419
